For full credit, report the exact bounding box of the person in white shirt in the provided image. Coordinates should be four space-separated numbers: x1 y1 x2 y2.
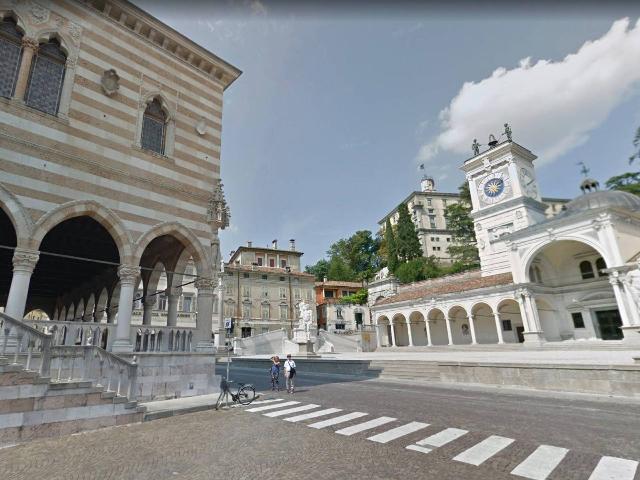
284 354 297 394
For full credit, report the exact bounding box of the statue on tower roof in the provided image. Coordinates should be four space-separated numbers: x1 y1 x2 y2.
472 139 480 156
504 123 512 141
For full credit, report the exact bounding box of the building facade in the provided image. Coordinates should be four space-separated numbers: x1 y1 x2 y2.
315 280 370 332
0 0 239 352
370 140 640 348
378 176 568 263
222 240 316 338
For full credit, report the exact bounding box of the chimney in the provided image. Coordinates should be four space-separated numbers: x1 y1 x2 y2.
247 241 252 248
272 239 278 249
323 277 328 283
289 239 296 251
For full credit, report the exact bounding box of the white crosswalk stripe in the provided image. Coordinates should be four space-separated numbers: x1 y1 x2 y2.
308 412 368 429
406 444 434 454
245 401 300 413
335 417 397 436
453 435 515 466
263 404 320 418
416 428 468 448
511 445 569 480
367 422 430 444
284 408 343 423
248 398 286 406
588 456 639 480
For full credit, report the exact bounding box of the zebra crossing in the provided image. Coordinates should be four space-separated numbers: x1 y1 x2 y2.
243 398 639 480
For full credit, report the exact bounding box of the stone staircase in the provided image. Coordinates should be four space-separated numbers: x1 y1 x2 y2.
367 360 441 382
0 356 145 447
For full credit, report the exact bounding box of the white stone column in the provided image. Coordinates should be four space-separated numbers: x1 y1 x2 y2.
374 319 381 349
425 319 433 347
195 278 216 352
5 249 39 319
142 297 155 326
445 317 454 346
390 321 397 347
13 37 37 102
621 279 640 326
111 265 140 353
493 312 505 344
166 287 181 327
406 318 414 347
519 290 545 344
106 306 118 324
467 315 477 345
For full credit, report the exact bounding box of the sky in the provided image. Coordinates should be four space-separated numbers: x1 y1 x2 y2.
136 1 640 268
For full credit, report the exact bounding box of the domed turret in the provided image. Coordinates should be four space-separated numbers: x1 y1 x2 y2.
564 190 640 213
579 178 600 194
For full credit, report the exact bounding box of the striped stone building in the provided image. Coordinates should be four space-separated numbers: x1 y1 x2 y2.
0 0 239 352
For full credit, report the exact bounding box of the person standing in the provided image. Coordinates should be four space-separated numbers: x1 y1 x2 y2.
269 356 281 391
284 354 296 394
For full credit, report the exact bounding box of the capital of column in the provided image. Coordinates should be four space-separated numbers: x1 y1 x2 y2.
143 297 156 307
609 270 621 286
117 265 140 285
166 287 183 297
21 37 39 52
195 278 216 292
12 248 40 273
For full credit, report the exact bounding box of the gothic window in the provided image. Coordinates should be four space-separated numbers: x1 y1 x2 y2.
595 257 607 277
25 38 66 115
579 260 595 280
141 97 167 154
0 18 23 98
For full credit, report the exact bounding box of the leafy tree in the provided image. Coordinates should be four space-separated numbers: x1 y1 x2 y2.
383 218 398 273
605 172 640 196
326 256 356 282
327 230 381 281
444 183 480 266
339 288 368 305
395 203 422 262
394 256 442 284
630 126 640 164
305 259 330 281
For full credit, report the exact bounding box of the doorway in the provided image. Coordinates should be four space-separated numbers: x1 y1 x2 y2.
596 310 623 340
516 326 525 343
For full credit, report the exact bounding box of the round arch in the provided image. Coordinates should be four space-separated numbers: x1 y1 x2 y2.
409 311 428 346
391 312 409 347
496 298 525 343
133 222 212 278
470 302 498 344
0 183 33 246
522 237 611 282
447 305 471 345
31 200 133 262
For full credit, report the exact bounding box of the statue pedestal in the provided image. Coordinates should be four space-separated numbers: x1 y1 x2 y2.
291 328 318 357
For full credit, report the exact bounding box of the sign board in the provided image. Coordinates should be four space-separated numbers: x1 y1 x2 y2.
224 318 233 329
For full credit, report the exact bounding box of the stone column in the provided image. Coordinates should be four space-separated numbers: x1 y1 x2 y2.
406 318 414 347
467 315 477 345
13 37 38 101
389 322 396 347
493 312 505 344
5 248 39 319
445 317 454 346
519 291 545 344
142 297 155 326
425 320 433 347
375 322 382 349
621 278 640 326
166 287 181 327
195 278 216 352
106 306 118 324
111 265 140 353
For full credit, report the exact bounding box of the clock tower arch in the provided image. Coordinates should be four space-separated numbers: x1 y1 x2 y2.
462 140 548 276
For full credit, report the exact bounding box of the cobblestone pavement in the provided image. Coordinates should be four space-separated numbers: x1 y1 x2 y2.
1 365 639 480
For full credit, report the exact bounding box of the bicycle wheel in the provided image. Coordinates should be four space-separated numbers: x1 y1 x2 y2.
237 384 256 405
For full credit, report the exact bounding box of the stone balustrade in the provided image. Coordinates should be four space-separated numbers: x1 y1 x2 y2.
0 312 52 377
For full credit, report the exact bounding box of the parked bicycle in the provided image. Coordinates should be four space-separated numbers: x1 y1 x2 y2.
215 377 256 409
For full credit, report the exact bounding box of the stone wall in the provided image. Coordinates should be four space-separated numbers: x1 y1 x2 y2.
234 330 286 356
120 353 219 401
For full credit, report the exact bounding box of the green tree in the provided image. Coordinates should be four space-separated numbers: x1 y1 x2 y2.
444 183 480 266
305 259 330 281
326 256 356 281
395 203 422 262
383 218 399 273
630 126 640 164
605 171 640 196
394 256 442 284
327 230 381 281
339 288 368 305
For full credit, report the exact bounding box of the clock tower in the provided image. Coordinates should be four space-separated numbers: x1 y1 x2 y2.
462 140 548 276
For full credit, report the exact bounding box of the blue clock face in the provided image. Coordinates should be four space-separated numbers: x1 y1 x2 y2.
483 178 505 198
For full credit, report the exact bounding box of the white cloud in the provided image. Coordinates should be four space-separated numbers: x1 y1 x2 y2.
417 18 640 166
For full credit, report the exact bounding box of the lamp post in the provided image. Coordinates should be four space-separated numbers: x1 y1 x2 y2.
286 266 293 337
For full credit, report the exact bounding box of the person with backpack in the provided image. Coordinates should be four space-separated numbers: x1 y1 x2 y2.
269 356 281 391
284 354 297 394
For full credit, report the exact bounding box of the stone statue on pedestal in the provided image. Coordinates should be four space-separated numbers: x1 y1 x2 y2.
297 301 313 336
